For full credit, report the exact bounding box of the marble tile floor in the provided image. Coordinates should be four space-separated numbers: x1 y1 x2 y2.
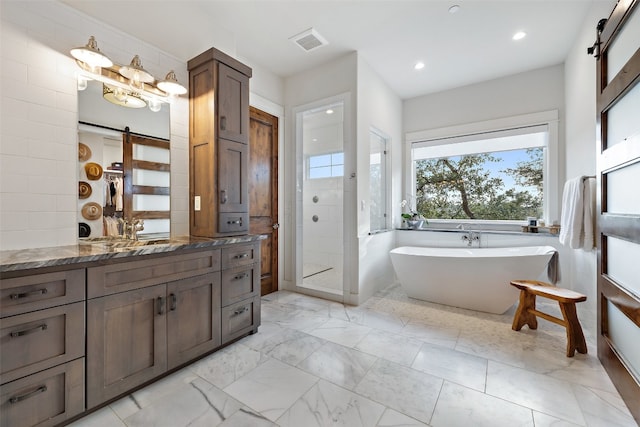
70 284 637 427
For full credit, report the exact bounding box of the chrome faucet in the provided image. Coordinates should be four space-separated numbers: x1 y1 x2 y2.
461 230 480 247
121 218 144 241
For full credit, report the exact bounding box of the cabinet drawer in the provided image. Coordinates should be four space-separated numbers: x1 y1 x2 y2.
0 269 85 318
87 250 220 298
221 296 260 344
221 243 259 269
0 358 84 427
221 265 259 306
1 302 85 384
218 212 249 234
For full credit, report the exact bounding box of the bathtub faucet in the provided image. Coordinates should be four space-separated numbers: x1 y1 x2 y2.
461 230 480 247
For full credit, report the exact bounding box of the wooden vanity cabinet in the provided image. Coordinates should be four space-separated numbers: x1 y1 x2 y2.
220 243 261 342
0 269 86 427
188 47 252 238
0 239 261 426
86 250 221 408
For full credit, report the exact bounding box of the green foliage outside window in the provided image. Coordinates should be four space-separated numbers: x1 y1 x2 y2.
415 148 543 220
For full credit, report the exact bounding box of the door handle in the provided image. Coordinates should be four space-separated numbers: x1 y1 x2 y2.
10 323 47 338
220 190 227 204
169 293 177 311
9 385 47 404
220 116 227 131
272 223 279 229
157 296 165 315
10 288 48 300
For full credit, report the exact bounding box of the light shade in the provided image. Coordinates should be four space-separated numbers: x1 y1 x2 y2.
70 36 113 68
157 70 187 95
103 84 146 109
119 55 155 84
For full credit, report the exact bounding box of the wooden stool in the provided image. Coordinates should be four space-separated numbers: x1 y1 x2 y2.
510 279 587 357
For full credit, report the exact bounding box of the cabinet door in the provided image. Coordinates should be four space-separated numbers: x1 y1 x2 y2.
218 138 249 220
218 62 249 144
166 274 221 370
86 284 167 408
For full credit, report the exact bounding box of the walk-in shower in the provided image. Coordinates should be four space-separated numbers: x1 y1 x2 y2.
295 100 346 297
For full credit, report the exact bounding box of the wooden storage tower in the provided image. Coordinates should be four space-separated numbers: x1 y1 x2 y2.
188 48 252 237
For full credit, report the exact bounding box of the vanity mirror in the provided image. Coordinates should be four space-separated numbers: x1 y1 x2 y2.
77 80 171 239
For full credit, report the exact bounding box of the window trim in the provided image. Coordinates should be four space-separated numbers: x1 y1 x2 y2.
404 110 559 224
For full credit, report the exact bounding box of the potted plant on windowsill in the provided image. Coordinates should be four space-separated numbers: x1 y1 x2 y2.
400 199 427 229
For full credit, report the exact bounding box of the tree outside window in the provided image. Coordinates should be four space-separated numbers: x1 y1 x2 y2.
414 147 543 221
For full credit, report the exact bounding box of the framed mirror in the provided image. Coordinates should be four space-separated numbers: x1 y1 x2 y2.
77 80 171 239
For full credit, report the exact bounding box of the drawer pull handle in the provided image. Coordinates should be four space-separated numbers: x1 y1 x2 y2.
227 219 243 226
10 323 47 338
9 385 47 404
234 273 250 280
220 190 227 204
10 289 48 300
169 293 177 311
233 306 250 316
157 296 165 315
234 253 249 259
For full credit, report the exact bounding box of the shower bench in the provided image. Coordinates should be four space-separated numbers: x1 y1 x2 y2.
510 279 587 357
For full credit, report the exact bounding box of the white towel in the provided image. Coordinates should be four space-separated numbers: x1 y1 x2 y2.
559 176 594 250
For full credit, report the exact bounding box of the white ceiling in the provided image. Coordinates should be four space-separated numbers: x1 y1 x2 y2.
61 0 601 100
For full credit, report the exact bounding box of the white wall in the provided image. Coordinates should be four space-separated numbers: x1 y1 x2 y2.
563 0 617 333
404 64 566 134
355 56 403 305
0 0 283 251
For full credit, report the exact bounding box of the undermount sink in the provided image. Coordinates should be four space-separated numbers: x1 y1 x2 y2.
80 236 171 248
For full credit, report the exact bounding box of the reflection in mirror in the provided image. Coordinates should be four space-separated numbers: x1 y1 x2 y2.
77 80 171 240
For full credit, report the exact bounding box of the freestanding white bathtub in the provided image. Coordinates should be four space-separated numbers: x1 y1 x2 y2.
389 245 557 314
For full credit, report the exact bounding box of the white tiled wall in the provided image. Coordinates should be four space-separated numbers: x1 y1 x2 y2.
0 1 189 250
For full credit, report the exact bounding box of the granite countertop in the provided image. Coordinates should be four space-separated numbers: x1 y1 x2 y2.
0 235 265 273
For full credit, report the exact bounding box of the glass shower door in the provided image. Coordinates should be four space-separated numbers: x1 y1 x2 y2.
297 102 345 297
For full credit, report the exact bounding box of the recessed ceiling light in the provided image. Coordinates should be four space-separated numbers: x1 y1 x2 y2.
326 109 334 115
448 5 461 14
513 31 527 41
414 61 425 70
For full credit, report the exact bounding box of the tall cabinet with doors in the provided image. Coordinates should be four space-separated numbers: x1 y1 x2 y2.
188 48 252 237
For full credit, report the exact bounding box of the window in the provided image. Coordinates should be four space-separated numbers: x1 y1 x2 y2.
370 129 388 231
411 125 548 221
308 152 344 179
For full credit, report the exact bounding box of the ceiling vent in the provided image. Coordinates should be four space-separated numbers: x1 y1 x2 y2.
289 28 328 52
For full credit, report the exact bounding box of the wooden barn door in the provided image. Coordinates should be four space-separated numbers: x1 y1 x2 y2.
594 0 640 423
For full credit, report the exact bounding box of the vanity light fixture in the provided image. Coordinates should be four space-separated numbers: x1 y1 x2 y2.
70 36 187 111
157 70 188 96
119 55 155 91
70 36 113 70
